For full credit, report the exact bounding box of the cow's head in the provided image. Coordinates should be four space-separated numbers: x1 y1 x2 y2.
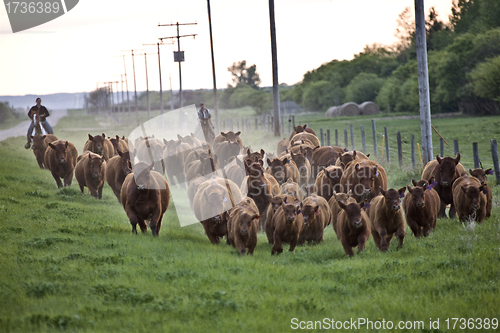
31 134 47 150
267 158 289 185
436 153 460 186
89 152 106 179
117 150 132 176
281 200 301 223
338 201 365 229
353 163 379 199
48 141 69 164
133 162 155 190
291 151 308 178
407 185 426 209
379 187 406 212
270 195 285 213
469 168 492 186
88 133 106 154
221 131 241 145
203 184 227 221
461 184 485 211
338 150 356 169
238 211 259 235
300 202 319 227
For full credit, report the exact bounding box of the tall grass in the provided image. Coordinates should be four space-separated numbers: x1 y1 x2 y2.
0 110 499 332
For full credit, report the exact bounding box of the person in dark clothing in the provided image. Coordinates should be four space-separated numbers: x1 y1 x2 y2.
25 97 54 149
197 103 215 143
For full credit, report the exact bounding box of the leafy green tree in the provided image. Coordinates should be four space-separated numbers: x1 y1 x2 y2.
228 60 261 88
344 73 385 104
302 81 341 111
468 55 500 102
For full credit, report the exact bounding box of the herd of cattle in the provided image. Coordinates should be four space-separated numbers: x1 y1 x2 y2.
28 124 494 256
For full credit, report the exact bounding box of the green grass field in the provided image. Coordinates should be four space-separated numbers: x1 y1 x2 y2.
0 109 499 332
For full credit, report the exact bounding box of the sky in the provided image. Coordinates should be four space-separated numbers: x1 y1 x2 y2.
0 0 454 96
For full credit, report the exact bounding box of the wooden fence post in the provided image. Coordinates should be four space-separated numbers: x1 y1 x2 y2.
320 128 324 147
440 138 444 157
397 131 402 166
350 124 355 150
344 129 348 149
384 126 390 163
454 140 459 157
326 129 331 147
491 139 500 185
411 134 416 169
473 142 480 168
372 119 377 157
360 125 366 154
292 115 295 128
335 129 338 147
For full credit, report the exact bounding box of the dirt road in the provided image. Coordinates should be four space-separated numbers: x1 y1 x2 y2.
0 109 68 142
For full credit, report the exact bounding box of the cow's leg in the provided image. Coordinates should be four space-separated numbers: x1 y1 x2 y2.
378 229 389 251
149 209 161 236
438 200 447 218
98 184 104 199
341 238 355 257
202 220 219 244
357 234 368 253
271 233 283 255
407 218 420 238
79 184 85 193
289 236 298 252
126 209 140 234
51 171 63 188
64 172 73 187
371 230 382 250
449 202 456 219
396 227 405 249
422 223 431 237
234 237 246 255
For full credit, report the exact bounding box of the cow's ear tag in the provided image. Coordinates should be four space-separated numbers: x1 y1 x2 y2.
297 209 301 214
431 181 438 187
426 185 433 191
375 171 380 176
488 170 494 175
483 188 488 195
363 203 370 210
399 192 405 198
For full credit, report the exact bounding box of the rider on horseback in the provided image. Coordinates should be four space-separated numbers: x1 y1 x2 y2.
25 97 54 149
197 102 215 143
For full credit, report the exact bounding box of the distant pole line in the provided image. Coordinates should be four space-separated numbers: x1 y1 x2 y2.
143 41 174 115
122 55 131 121
269 0 280 137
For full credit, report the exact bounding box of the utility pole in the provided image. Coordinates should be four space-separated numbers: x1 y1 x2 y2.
158 22 197 111
122 55 131 121
121 49 143 126
143 41 174 116
414 0 433 164
269 0 280 137
206 0 219 132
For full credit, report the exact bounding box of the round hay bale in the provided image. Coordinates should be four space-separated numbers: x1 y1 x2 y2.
339 102 361 116
325 106 338 117
359 101 379 115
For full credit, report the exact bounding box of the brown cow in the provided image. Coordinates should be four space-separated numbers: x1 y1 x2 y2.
469 168 493 218
225 157 246 189
314 165 343 202
452 175 487 223
310 146 345 182
328 191 356 238
106 149 132 201
335 150 370 170
177 133 202 148
298 194 332 245
213 131 243 151
109 135 128 156
44 140 78 188
280 178 303 201
403 184 440 237
290 132 321 151
340 160 388 203
227 197 260 255
120 162 170 236
193 177 242 244
214 140 241 166
289 124 317 140
240 159 276 216
367 187 406 251
83 133 114 161
277 138 289 156
185 149 220 182
244 148 266 163
336 201 371 256
264 193 296 242
270 200 304 254
75 151 107 199
266 157 300 185
290 149 311 190
421 153 465 218
163 139 191 187
30 134 58 169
